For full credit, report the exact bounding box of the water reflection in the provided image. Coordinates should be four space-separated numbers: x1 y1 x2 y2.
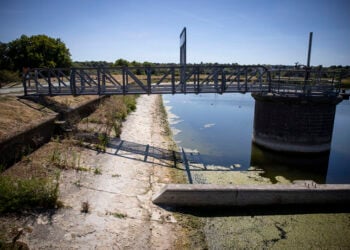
250 142 330 184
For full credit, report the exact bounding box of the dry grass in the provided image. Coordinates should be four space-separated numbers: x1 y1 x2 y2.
0 96 56 142
48 95 99 109
0 95 100 142
1 138 84 179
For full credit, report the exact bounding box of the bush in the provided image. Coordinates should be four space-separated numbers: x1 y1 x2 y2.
123 95 137 113
0 175 59 213
0 70 20 85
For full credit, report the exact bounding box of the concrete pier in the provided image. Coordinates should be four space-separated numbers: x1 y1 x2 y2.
152 182 350 207
251 93 343 153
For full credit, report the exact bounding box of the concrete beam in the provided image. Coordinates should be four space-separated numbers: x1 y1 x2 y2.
152 181 350 207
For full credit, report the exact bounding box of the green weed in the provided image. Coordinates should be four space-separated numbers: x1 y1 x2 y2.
94 168 102 175
0 174 59 213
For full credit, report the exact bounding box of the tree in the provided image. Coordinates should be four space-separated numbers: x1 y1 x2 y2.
3 34 72 71
114 58 129 67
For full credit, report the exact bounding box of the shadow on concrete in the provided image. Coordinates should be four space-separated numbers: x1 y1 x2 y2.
105 138 245 184
107 138 181 169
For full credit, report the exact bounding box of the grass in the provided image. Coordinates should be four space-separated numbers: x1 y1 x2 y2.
0 174 59 213
77 95 137 139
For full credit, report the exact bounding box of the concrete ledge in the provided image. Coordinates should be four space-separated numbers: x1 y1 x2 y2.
152 182 350 207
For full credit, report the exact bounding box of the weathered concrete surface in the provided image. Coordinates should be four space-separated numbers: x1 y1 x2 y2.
153 182 350 206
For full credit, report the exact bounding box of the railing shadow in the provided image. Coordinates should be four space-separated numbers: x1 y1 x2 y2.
107 138 182 169
102 137 242 184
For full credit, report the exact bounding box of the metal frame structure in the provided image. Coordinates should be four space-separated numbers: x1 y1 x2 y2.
22 65 341 97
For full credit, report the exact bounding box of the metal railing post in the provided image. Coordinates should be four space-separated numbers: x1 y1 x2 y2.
70 68 76 96
221 67 226 93
147 67 151 95
48 69 52 96
171 67 175 94
245 67 248 92
22 71 27 96
181 65 186 94
97 67 101 95
122 67 126 95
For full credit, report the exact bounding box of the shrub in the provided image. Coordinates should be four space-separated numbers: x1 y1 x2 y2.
0 70 20 85
0 175 59 213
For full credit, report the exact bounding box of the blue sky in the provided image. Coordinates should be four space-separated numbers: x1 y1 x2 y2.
0 0 349 66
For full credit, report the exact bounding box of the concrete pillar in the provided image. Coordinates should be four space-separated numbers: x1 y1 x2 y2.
251 93 342 153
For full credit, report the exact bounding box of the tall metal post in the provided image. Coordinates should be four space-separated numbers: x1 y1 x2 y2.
180 27 187 93
305 32 313 82
307 32 313 68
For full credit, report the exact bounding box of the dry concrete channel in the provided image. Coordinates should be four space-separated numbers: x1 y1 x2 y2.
1 90 350 249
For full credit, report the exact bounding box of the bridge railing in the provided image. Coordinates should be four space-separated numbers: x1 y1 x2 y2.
268 68 341 96
22 66 341 96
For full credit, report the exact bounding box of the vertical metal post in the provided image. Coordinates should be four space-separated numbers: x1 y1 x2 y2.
196 66 200 93
171 67 175 94
22 71 27 96
102 67 106 93
268 70 272 93
180 27 187 94
97 67 101 95
307 32 313 68
34 70 39 93
305 32 313 83
48 69 52 96
245 67 248 92
122 67 127 95
221 67 226 93
70 68 76 96
147 67 151 95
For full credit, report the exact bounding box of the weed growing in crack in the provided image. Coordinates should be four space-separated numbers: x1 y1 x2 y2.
94 168 102 175
96 133 108 152
106 211 127 219
74 180 82 188
81 201 90 213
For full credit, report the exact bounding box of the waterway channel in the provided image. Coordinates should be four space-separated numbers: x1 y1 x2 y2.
163 93 350 184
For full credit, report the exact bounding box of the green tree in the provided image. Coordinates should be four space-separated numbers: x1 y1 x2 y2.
4 34 72 71
114 58 129 67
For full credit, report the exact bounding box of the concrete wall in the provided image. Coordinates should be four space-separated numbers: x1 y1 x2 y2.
251 93 342 153
152 182 350 207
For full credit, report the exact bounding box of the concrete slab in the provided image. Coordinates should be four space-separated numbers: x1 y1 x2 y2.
152 181 350 207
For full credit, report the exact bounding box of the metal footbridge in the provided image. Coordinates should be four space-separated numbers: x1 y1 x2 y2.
22 28 342 97
22 65 341 97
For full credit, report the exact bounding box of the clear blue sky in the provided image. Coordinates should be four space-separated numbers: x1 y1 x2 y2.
1 0 349 66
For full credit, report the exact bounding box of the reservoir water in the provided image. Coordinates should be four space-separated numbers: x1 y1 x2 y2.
163 93 350 184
